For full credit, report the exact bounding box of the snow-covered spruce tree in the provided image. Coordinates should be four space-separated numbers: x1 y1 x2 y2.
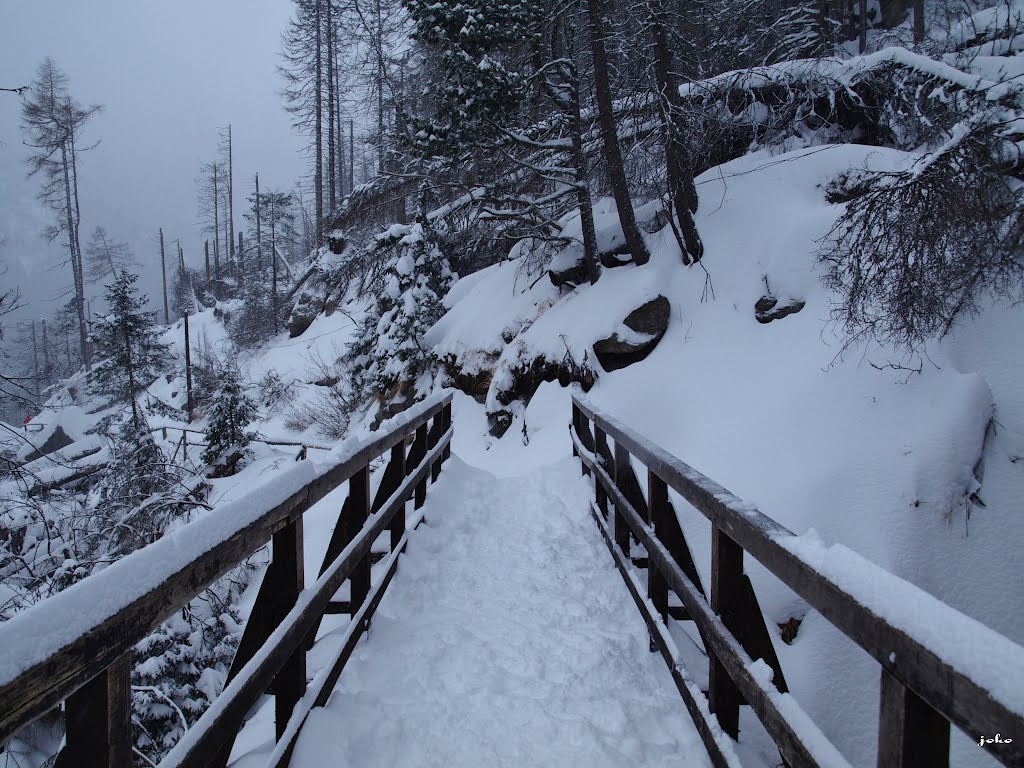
88 271 173 431
131 590 243 766
347 223 455 422
202 366 257 475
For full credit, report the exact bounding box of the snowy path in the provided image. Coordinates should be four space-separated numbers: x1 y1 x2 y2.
289 455 711 767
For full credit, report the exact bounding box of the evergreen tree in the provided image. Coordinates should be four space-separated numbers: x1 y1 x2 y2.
202 366 258 471
348 222 455 418
88 271 172 430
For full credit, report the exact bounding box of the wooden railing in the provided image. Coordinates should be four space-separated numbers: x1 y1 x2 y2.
0 390 454 768
570 395 1024 768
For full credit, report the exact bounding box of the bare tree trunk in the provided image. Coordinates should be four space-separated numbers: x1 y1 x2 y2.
327 0 337 212
212 164 221 277
349 119 355 193
315 0 324 244
228 125 236 263
60 142 90 370
160 228 169 323
375 0 386 176
31 320 40 403
255 173 262 273
650 0 702 265
586 0 650 266
913 0 924 42
336 33 345 199
271 196 279 331
238 232 245 292
183 312 193 424
205 240 211 291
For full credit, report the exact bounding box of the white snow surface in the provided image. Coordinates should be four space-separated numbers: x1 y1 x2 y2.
289 457 712 768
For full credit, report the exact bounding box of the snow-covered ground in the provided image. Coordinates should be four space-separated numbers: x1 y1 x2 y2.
288 456 714 768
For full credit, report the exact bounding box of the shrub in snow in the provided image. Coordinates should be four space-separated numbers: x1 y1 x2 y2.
821 117 1024 350
202 367 258 474
347 223 456 422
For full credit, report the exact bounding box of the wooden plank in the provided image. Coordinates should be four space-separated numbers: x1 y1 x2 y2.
428 412 444 483
613 443 633 557
272 519 306 740
573 428 843 768
54 653 131 768
387 443 407 551
738 574 788 695
709 527 744 739
878 669 950 768
346 467 371 617
588 500 737 768
160 427 453 767
572 395 1024 765
441 402 452 462
594 426 611 519
648 470 670 651
413 423 428 510
0 393 453 745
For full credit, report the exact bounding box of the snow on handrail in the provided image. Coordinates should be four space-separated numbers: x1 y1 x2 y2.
572 394 1024 763
0 389 453 745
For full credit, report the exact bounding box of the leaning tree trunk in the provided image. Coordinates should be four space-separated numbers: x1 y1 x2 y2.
650 0 702 265
586 0 651 266
566 63 601 284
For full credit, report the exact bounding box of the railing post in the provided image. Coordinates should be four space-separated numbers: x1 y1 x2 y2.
647 471 670 650
428 411 443 483
441 401 452 463
878 669 950 768
389 442 407 550
709 526 744 739
413 422 428 509
594 426 610 519
273 517 306 739
612 443 632 558
56 653 131 768
346 466 371 615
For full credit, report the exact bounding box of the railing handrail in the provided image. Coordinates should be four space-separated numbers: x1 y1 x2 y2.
571 393 1024 766
0 389 454 749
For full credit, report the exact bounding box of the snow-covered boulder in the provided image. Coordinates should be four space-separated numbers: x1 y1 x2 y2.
593 295 670 371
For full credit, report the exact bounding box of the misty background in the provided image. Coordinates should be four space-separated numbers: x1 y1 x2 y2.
0 0 307 324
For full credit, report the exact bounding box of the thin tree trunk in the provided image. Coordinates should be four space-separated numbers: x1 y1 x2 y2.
255 173 262 274
650 0 702 265
327 0 336 212
913 0 924 42
205 240 211 290
31 321 40 404
160 228 169 323
228 125 235 263
566 69 600 284
349 119 355 192
586 0 650 266
376 0 385 176
336 33 345 199
60 142 89 370
271 197 279 331
42 320 50 390
315 0 324 244
238 232 245 292
212 165 221 277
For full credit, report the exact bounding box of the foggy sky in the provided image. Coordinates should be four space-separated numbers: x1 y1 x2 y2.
0 0 307 325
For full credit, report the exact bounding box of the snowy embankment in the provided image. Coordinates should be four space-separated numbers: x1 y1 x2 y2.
430 143 1024 767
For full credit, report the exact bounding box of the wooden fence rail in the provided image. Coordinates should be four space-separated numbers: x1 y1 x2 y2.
0 391 454 768
570 395 1024 768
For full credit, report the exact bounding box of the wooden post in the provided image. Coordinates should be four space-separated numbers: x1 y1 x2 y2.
346 467 371 615
594 426 610 518
183 312 193 423
613 443 632 558
441 402 452 462
648 470 670 653
388 442 406 550
878 670 950 768
709 526 744 738
272 518 306 739
56 654 131 768
428 412 443 483
414 423 428 509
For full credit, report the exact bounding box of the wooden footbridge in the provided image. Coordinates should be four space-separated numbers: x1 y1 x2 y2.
0 390 1021 767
